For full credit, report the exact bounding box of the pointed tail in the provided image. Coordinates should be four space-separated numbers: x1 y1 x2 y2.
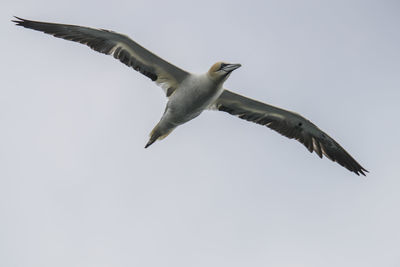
145 123 173 148
145 136 158 148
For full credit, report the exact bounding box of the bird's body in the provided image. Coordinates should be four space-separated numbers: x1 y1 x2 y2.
13 17 368 175
167 73 224 124
146 72 227 147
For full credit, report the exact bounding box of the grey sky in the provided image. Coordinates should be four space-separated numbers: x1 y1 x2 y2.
1 0 399 266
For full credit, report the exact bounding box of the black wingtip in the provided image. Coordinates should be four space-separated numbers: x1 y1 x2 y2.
358 168 369 177
12 16 26 25
353 166 368 176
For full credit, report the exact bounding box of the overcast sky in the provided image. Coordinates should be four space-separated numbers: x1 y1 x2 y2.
1 0 400 266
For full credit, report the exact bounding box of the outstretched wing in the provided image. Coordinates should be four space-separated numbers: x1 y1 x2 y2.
13 17 189 97
213 89 368 176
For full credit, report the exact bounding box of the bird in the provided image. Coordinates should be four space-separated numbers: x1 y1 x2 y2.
13 17 368 176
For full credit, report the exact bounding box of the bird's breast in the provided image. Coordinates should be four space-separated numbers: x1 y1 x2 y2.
166 74 222 123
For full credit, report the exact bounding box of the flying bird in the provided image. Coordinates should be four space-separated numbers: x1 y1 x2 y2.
13 17 368 176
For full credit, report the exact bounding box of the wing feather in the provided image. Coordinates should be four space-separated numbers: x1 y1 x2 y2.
13 17 189 96
213 89 368 176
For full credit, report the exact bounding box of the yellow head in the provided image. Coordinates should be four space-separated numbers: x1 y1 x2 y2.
207 62 241 82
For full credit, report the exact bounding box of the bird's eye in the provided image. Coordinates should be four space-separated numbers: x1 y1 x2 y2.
219 63 228 71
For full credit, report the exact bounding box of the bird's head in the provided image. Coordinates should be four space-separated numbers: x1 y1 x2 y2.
207 62 241 82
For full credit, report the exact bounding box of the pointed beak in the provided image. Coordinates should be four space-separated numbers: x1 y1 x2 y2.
223 63 241 73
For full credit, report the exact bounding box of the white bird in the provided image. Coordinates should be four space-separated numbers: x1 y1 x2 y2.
13 17 368 176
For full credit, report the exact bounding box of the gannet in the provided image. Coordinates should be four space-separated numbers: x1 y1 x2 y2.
13 17 368 176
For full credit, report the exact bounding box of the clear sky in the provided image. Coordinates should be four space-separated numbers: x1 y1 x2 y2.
1 0 399 266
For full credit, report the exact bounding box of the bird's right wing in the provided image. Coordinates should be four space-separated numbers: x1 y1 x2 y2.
13 17 189 97
212 89 368 176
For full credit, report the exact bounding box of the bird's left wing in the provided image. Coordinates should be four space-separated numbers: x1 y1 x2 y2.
13 17 189 97
212 89 368 176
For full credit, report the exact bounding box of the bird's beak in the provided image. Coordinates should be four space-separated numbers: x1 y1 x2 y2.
223 63 242 73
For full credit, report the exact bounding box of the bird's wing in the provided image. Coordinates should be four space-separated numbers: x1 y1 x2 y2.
13 17 189 97
212 89 368 176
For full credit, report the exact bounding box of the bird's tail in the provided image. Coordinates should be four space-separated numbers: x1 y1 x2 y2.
145 123 173 148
